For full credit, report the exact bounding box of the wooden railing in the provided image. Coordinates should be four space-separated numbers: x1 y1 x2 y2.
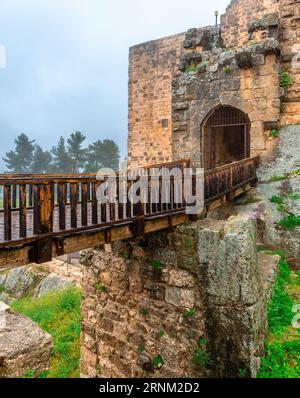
0 157 258 255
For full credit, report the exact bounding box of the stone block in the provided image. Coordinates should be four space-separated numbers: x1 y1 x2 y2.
0 305 52 378
165 287 195 308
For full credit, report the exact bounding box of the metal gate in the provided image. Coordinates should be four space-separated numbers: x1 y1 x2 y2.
203 106 251 170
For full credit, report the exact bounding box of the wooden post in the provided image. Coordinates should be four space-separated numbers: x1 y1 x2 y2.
33 183 54 263
4 185 11 241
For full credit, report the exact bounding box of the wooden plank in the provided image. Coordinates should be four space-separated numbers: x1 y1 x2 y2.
0 246 31 269
81 182 88 226
19 185 27 238
58 183 66 230
4 185 12 241
70 183 78 228
91 182 98 224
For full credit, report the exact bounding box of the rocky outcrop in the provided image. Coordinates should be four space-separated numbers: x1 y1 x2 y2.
238 125 300 266
197 216 279 377
0 302 52 378
34 273 73 298
0 261 80 304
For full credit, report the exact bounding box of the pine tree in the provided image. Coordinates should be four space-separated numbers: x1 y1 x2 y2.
84 139 120 172
51 137 73 173
3 133 35 173
67 131 86 172
31 145 53 173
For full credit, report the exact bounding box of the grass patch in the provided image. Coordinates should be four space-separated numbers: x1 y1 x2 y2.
258 256 300 378
267 258 293 335
11 287 81 378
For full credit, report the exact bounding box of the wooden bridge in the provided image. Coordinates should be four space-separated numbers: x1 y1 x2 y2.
0 157 258 268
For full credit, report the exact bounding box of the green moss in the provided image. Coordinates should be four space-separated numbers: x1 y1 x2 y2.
137 345 145 353
11 287 81 378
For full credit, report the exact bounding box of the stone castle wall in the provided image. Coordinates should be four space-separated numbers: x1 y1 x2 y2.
127 0 300 169
128 34 185 169
220 0 279 50
279 0 300 124
80 229 206 378
172 43 280 165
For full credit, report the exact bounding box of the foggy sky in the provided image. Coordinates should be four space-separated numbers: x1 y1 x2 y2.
0 0 229 169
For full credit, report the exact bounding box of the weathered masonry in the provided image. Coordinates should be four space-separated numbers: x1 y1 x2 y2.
128 0 300 168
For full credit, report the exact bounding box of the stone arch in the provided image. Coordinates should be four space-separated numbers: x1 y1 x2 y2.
201 105 251 170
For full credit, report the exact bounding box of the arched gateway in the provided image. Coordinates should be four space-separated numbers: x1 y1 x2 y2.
202 106 251 170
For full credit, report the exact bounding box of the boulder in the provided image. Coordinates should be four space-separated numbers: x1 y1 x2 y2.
0 302 52 378
34 273 74 298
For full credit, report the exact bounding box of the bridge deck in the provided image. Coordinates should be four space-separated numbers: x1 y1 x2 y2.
0 157 258 267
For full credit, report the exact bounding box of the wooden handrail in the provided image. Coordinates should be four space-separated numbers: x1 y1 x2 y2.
0 158 258 263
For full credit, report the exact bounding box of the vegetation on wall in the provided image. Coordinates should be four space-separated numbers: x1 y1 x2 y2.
184 61 198 74
11 287 81 378
279 70 293 90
